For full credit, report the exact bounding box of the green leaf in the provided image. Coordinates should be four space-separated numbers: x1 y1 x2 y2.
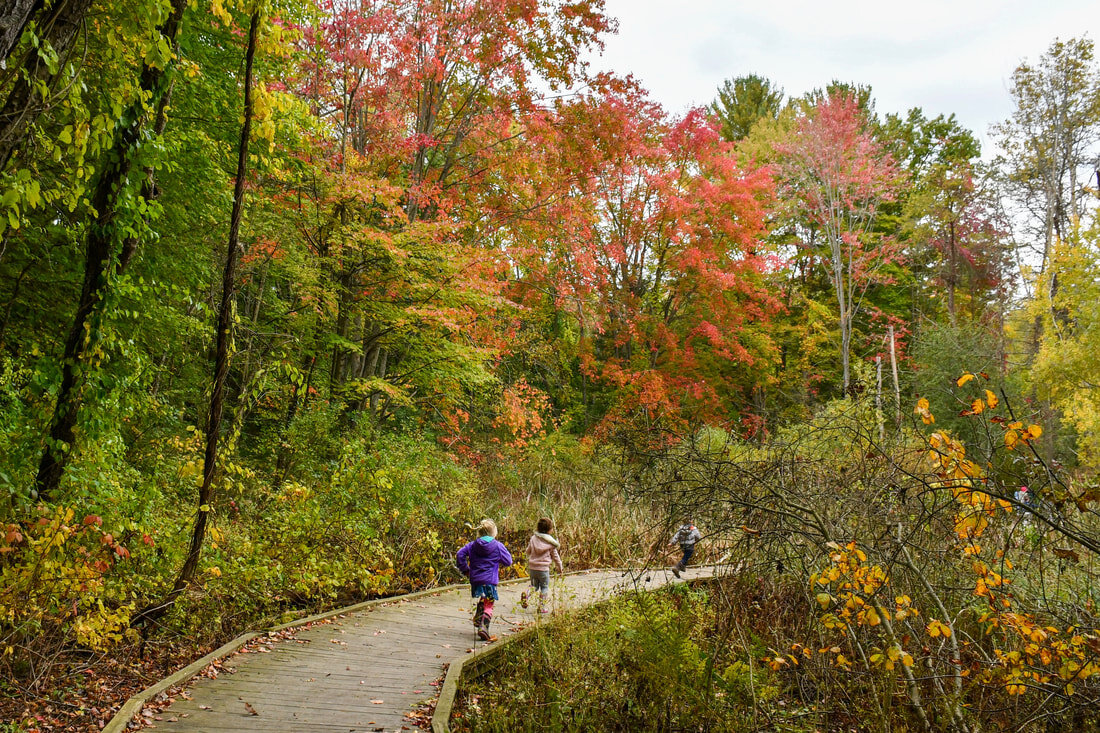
26 182 41 209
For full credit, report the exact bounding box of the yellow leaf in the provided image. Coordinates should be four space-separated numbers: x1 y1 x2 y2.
865 607 881 626
816 593 832 608
914 397 935 424
1028 424 1043 439
927 619 952 638
985 390 999 409
971 398 985 414
957 373 975 387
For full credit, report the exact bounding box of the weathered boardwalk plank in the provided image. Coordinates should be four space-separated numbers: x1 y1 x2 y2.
140 567 706 732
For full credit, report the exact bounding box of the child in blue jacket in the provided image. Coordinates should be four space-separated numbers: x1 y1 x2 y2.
456 519 513 640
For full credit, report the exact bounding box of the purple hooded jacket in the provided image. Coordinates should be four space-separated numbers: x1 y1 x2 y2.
456 537 513 586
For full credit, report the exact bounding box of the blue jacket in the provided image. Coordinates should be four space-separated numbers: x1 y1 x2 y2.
457 537 513 586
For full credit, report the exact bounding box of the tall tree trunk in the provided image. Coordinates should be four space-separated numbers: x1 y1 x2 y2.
947 219 957 325
831 250 851 395
0 0 41 65
0 0 94 171
888 325 900 425
134 10 261 627
369 350 388 413
875 355 884 444
33 0 186 500
330 270 351 391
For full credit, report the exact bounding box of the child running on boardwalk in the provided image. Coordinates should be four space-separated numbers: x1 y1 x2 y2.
522 517 564 614
669 518 701 578
456 519 513 641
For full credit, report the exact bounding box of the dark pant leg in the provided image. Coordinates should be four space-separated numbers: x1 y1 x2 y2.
679 544 695 569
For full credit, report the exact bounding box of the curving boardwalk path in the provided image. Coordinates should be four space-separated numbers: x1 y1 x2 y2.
134 566 711 732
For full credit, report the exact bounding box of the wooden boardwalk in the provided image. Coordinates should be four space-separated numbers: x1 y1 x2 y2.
136 566 710 732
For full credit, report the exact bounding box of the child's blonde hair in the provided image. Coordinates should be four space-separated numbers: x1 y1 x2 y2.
477 518 498 538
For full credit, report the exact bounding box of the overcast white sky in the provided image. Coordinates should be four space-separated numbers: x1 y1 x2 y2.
591 0 1098 153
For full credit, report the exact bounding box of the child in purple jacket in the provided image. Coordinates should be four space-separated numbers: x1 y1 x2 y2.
456 519 513 641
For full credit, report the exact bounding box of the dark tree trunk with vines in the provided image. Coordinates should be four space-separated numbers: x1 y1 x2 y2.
135 9 261 627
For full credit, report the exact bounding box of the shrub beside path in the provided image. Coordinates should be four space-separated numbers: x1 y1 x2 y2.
112 566 713 732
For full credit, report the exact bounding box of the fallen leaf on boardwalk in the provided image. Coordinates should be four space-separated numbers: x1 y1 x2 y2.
371 699 385 704
243 701 259 716
199 705 211 710
442 644 451 648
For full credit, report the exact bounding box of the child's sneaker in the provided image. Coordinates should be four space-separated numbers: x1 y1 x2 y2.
538 607 550 614
520 591 528 609
671 566 681 578
477 626 491 641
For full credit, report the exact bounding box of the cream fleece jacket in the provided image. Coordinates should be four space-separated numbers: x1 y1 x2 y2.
526 532 563 572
